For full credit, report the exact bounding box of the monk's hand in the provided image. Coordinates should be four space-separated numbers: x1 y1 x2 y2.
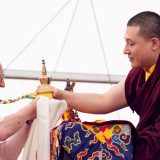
51 86 62 99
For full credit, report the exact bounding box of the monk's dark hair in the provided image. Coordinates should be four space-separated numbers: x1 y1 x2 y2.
127 11 160 39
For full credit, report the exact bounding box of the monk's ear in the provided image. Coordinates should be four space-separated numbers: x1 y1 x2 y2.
150 37 160 50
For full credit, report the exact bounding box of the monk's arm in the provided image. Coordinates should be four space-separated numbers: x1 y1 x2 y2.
54 79 128 114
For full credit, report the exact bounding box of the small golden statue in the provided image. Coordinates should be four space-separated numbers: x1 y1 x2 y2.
36 59 53 98
62 79 80 122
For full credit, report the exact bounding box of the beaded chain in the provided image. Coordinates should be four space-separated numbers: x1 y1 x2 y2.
0 93 36 104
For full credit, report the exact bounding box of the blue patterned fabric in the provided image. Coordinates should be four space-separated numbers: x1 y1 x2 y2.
51 120 136 160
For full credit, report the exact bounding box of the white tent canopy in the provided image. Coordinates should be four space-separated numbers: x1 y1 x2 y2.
1 0 159 75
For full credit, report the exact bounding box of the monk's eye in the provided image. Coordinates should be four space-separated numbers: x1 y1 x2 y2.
129 43 135 46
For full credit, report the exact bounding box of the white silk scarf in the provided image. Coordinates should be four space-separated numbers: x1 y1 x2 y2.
22 96 67 160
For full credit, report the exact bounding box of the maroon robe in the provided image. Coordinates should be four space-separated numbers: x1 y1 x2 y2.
125 56 160 159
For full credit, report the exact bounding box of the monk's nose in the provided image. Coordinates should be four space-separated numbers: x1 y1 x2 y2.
123 45 130 55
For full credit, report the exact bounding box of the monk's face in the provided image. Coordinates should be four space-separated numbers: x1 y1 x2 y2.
0 64 5 87
123 26 158 69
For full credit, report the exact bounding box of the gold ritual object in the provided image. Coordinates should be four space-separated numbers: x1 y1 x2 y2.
36 59 53 98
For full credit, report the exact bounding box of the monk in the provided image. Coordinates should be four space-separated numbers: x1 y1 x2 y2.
0 63 38 160
53 11 160 159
